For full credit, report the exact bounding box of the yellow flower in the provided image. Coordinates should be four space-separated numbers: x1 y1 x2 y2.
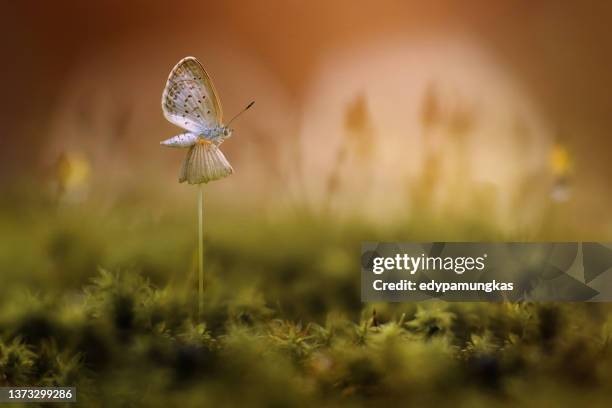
550 143 572 176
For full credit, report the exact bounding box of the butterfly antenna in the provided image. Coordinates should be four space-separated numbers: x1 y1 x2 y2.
226 101 255 126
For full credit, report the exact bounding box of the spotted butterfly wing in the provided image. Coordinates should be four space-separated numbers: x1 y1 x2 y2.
161 57 224 132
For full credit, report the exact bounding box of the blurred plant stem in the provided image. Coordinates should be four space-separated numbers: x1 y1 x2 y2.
198 184 204 320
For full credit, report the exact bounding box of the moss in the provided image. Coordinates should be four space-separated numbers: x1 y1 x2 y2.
1 205 611 405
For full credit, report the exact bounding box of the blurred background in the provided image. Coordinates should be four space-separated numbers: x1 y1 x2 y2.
2 0 611 228
1 1 612 405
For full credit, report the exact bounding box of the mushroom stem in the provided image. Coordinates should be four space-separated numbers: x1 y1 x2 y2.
198 184 204 320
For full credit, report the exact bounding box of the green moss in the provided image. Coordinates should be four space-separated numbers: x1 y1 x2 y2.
1 203 611 405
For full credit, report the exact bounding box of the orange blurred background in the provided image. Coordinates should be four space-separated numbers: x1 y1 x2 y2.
1 1 611 233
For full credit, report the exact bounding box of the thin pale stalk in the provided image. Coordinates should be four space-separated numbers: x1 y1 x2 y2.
198 185 204 320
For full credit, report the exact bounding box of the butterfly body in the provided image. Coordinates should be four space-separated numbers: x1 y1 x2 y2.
200 126 232 142
160 56 235 184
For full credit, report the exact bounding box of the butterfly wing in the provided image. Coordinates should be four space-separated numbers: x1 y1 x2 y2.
161 57 224 133
160 132 198 147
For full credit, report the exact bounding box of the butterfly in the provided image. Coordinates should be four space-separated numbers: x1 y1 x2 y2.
160 56 253 184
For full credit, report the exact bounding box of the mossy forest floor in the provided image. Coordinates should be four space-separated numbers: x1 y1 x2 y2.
1 201 611 407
